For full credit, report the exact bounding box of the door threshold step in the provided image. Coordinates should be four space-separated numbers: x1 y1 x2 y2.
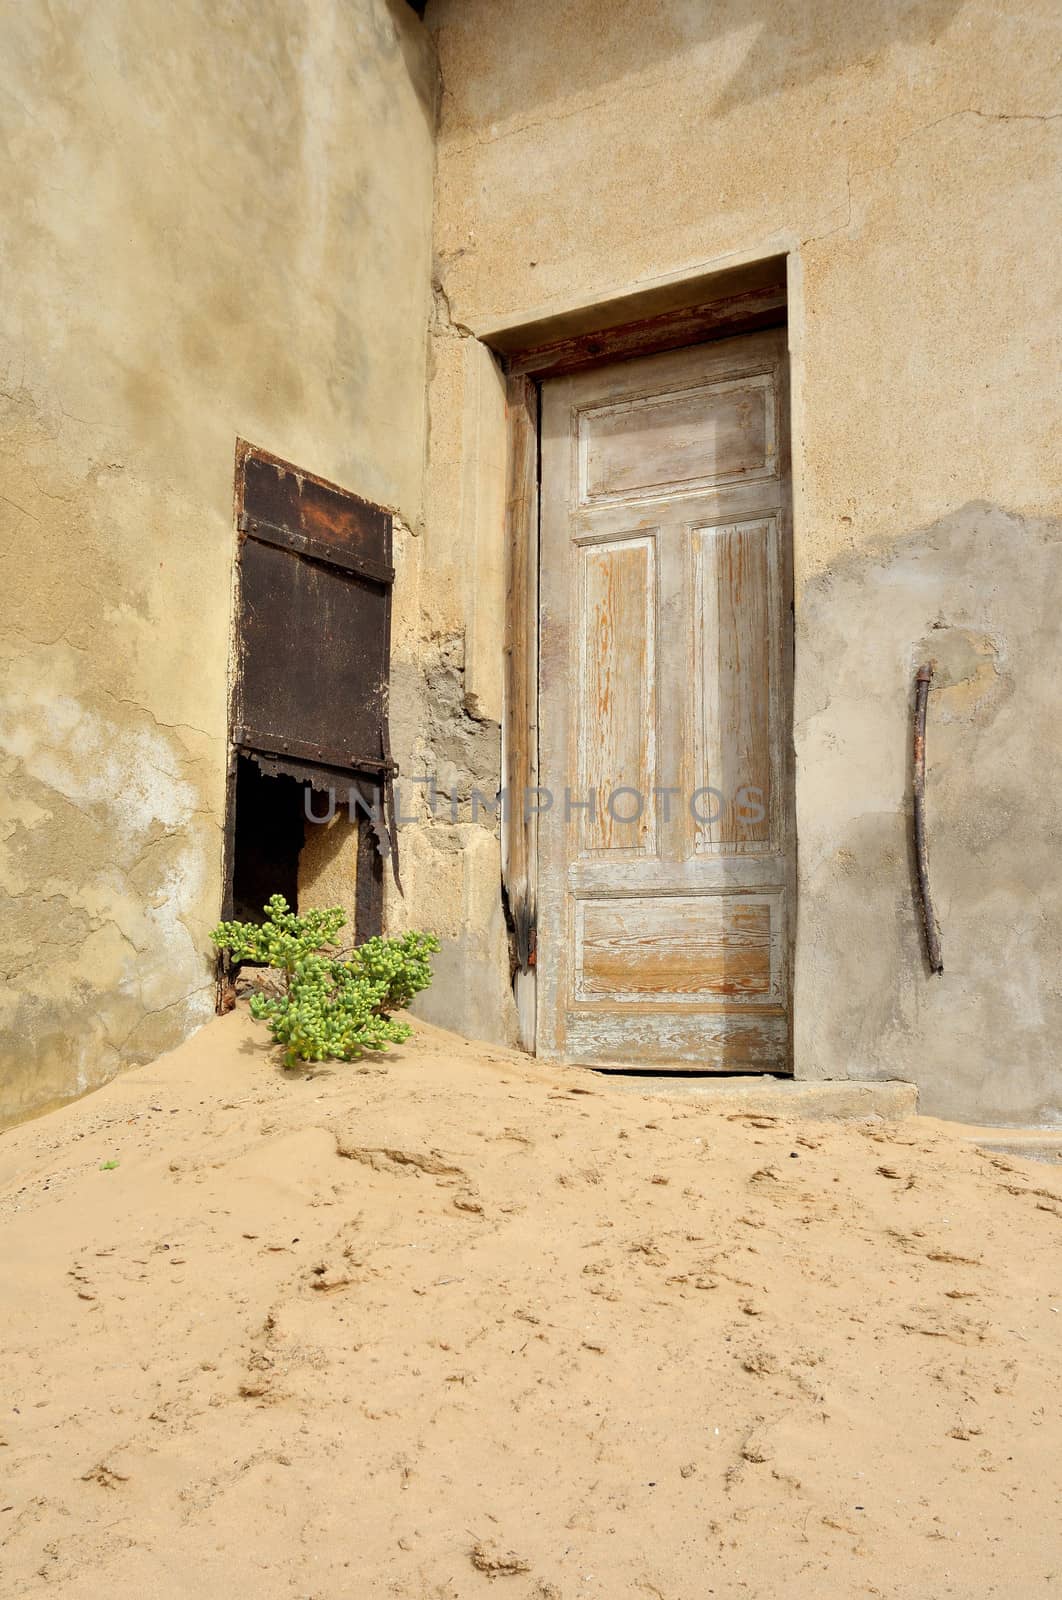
592 1073 917 1121
952 1127 1062 1165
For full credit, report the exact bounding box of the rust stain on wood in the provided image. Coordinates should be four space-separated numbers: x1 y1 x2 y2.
506 282 787 381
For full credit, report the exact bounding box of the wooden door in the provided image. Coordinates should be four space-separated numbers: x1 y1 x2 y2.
536 329 793 1070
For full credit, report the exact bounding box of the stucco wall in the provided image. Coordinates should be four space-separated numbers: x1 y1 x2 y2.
385 289 519 1046
0 0 436 1125
427 0 1062 1120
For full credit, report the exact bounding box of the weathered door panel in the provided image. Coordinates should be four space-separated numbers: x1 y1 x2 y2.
537 330 793 1071
576 535 656 854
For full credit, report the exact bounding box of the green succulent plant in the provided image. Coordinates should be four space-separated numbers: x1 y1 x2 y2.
212 894 439 1067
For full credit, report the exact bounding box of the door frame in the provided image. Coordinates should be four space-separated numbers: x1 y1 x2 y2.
489 256 792 1056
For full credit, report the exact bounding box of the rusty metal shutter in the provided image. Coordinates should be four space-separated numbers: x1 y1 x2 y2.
230 441 399 907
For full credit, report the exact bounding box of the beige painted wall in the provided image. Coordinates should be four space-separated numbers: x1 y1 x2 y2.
0 0 436 1125
427 0 1062 1120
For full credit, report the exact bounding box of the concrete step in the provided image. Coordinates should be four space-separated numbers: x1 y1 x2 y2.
966 1129 1062 1165
592 1073 917 1120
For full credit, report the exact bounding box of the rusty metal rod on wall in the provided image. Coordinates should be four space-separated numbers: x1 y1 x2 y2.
913 662 944 974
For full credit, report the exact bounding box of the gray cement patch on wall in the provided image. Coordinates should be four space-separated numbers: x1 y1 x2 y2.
795 501 1062 1123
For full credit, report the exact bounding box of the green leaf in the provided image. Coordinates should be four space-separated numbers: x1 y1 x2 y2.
211 899 439 1066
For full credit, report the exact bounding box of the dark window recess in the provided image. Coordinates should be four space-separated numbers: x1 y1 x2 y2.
223 442 399 951
230 754 304 924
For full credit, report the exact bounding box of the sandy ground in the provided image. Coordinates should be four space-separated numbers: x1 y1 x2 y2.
2 1012 1061 1599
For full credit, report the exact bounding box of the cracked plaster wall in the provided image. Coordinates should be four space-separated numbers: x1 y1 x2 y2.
0 0 436 1125
384 280 519 1046
426 0 1062 1117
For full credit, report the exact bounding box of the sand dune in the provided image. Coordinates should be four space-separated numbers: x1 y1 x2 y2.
2 1011 1060 1597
